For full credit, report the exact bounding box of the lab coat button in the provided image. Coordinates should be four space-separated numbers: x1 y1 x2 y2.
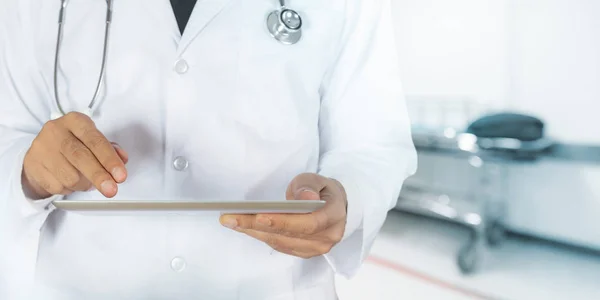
171 257 187 272
174 59 189 74
173 156 189 171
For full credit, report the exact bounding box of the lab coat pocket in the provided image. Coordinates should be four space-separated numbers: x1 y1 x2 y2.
237 237 297 300
231 91 301 142
238 272 295 300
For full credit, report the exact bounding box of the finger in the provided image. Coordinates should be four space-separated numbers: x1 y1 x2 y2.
59 131 118 198
237 228 333 258
221 212 330 237
63 112 127 183
111 142 129 165
42 152 91 192
29 165 73 196
222 213 345 244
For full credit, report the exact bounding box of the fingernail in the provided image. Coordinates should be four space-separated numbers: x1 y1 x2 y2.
257 216 272 227
112 167 126 182
100 180 116 195
295 188 320 200
111 142 121 149
222 217 238 229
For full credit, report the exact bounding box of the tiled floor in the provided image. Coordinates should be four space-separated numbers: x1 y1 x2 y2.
336 211 600 300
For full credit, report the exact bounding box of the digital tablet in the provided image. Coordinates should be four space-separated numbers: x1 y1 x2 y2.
52 200 327 215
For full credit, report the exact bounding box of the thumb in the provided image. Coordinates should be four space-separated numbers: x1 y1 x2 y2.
294 188 320 201
286 173 326 201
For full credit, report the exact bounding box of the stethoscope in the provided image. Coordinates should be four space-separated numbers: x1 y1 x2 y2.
267 0 303 45
52 0 303 119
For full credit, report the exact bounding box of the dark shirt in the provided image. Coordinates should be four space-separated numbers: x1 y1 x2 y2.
170 0 197 34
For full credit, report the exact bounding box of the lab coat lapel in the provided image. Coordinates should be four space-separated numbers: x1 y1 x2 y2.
176 0 234 55
139 0 181 42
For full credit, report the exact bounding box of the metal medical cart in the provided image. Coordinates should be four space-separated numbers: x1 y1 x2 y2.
396 97 553 274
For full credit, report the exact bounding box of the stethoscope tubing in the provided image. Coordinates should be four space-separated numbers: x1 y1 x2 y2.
53 0 113 117
52 0 301 118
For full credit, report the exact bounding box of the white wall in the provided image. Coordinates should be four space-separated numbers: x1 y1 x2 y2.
392 0 509 110
392 0 600 249
504 0 600 248
392 0 600 144
507 0 600 144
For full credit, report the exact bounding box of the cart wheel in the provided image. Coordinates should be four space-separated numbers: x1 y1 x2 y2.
486 222 506 247
457 241 479 275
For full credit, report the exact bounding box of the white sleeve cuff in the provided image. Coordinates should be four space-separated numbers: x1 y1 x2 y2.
319 168 366 278
334 175 364 241
9 138 59 230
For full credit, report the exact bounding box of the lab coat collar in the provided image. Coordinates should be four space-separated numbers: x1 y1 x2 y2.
176 0 235 56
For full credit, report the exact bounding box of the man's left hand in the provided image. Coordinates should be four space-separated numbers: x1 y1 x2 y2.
219 173 348 259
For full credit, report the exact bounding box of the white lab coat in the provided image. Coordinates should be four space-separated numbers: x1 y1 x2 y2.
0 0 416 299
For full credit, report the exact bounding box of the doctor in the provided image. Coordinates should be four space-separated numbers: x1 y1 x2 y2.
0 0 416 299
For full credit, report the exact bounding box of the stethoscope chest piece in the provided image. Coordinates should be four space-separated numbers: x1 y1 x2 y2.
267 7 302 45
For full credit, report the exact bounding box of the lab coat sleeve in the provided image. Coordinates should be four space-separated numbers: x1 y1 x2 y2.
317 0 417 278
0 1 59 290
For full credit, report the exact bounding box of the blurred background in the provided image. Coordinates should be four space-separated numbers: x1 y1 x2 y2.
336 0 600 299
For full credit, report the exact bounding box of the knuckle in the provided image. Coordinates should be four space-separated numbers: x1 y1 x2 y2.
63 179 79 190
301 222 318 235
60 136 77 154
238 217 253 230
22 155 34 170
244 220 255 230
272 219 289 235
281 219 293 231
59 170 81 189
86 134 108 149
83 181 93 191
272 227 286 236
69 145 90 160
41 120 57 133
29 138 45 151
250 221 262 231
65 111 87 122
327 230 344 243
332 231 344 243
90 169 111 185
64 112 77 119
298 251 316 259
38 180 52 193
44 119 64 130
45 182 64 195
315 243 334 255
40 121 63 140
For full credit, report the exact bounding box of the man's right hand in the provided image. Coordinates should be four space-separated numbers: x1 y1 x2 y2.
22 112 129 200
